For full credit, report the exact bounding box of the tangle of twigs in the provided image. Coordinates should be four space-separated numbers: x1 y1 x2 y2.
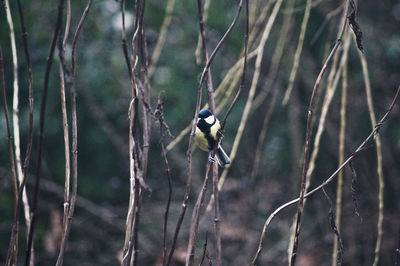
251 86 400 266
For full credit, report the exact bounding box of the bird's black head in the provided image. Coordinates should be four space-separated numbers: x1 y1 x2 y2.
198 109 213 119
197 109 216 133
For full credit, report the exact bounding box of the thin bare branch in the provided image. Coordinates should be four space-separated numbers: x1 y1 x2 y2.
122 0 147 264
1 46 19 266
358 47 384 266
148 0 176 78
289 2 350 264
56 0 93 264
5 0 36 262
56 0 71 263
310 4 344 45
165 49 257 153
121 0 132 79
5 0 32 234
251 85 400 266
186 163 212 266
252 0 295 110
185 0 218 264
216 0 283 203
0 46 19 213
220 0 249 130
166 1 245 264
332 48 348 266
282 0 312 105
154 97 173 266
25 0 65 264
199 234 209 266
322 188 343 266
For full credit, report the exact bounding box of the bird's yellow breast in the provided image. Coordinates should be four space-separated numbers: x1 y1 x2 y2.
195 119 221 151
195 127 209 151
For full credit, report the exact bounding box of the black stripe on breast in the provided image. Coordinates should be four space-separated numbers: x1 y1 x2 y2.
205 133 216 151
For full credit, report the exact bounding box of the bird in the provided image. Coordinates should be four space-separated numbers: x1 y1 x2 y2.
195 109 231 167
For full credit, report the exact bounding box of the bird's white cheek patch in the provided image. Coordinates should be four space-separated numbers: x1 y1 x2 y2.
205 115 215 125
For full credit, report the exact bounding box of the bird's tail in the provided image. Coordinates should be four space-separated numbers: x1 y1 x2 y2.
215 146 231 167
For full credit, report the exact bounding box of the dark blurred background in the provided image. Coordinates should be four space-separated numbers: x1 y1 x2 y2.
1 0 400 265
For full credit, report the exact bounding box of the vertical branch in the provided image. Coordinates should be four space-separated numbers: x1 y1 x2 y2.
122 13 137 266
288 12 350 263
165 50 257 153
250 81 279 178
131 1 143 263
54 0 69 264
1 46 19 220
186 164 212 266
5 0 32 232
289 28 350 259
289 2 350 265
148 0 176 78
5 0 36 262
218 0 283 196
195 0 222 264
358 50 384 266
252 0 295 110
322 187 343 265
197 0 215 111
58 0 71 232
25 0 65 264
165 55 203 266
185 0 217 264
161 135 172 266
56 0 93 265
332 43 348 266
212 162 221 266
282 0 312 105
1 45 19 266
132 0 151 264
251 0 296 178
122 0 145 264
215 1 248 264
166 1 245 264
155 98 173 266
121 0 132 79
195 0 211 65
16 0 35 193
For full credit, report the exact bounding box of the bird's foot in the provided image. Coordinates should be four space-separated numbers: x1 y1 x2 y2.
208 154 216 164
217 130 224 139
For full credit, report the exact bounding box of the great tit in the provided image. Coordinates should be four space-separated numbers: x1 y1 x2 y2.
195 109 231 167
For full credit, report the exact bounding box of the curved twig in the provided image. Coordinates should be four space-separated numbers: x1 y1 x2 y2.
251 85 400 265
289 1 350 264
